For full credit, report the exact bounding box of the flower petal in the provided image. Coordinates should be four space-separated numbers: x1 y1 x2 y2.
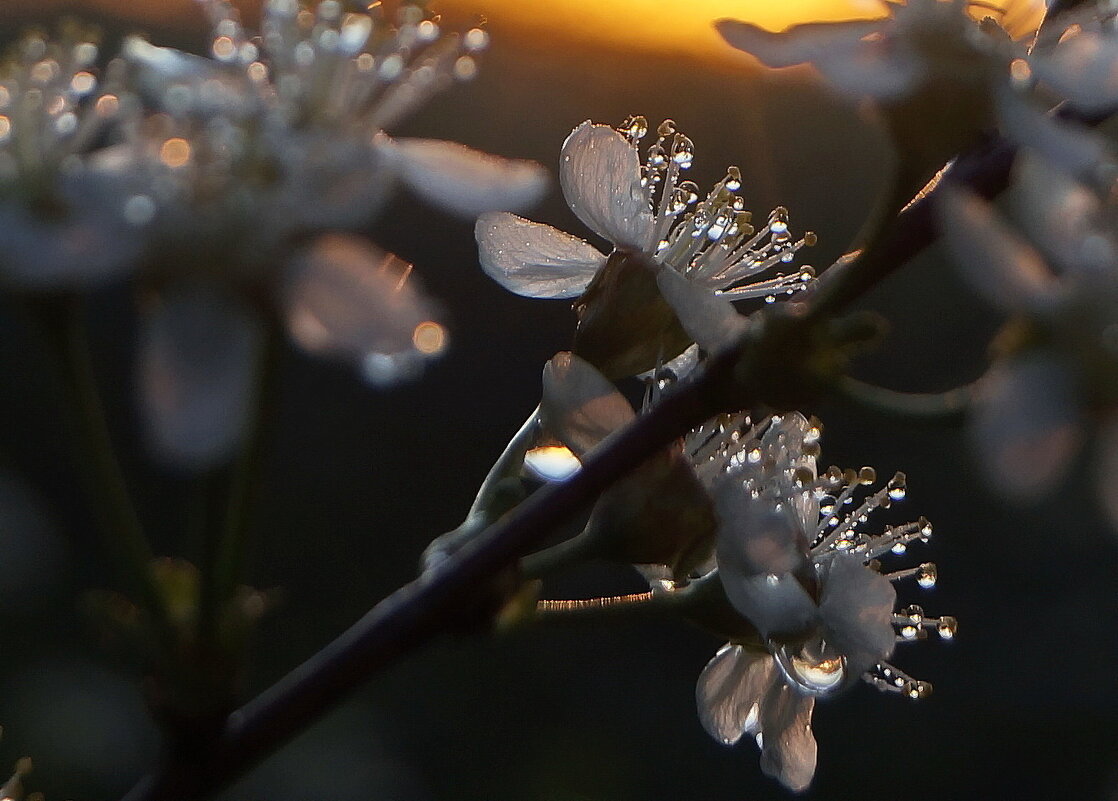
696 644 773 746
718 572 817 641
274 133 394 232
970 351 1082 500
936 187 1058 314
1009 152 1115 274
559 121 653 249
715 19 885 69
818 553 897 675
1031 31 1118 115
475 212 605 299
997 89 1114 179
540 351 634 456
123 36 249 117
283 234 443 387
717 18 922 100
757 680 817 793
139 285 262 469
387 138 549 218
656 267 748 353
714 482 808 578
0 166 148 290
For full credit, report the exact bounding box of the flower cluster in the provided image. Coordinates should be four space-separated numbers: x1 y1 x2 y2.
937 148 1118 528
0 1 549 469
534 352 954 791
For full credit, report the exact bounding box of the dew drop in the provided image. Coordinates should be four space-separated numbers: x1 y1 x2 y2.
464 27 490 52
903 680 932 700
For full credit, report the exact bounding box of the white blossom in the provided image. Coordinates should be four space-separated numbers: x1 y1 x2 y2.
476 117 815 351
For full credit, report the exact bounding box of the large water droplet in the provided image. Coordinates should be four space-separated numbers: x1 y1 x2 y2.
774 642 847 696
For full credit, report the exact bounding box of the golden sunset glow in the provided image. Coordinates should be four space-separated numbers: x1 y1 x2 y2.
438 0 1046 61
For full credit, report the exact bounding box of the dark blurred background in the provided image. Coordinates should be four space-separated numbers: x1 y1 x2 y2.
0 2 1116 800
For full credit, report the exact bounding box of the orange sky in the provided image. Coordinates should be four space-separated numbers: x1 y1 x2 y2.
432 0 1045 61
20 0 1046 61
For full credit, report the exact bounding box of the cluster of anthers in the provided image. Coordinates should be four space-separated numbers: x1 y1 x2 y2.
617 114 816 303
190 0 489 130
0 26 128 182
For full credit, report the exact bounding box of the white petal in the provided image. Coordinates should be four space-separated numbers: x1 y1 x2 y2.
1094 415 1118 533
818 553 897 674
757 682 817 793
715 18 918 99
283 234 443 387
1031 31 1118 114
997 89 1114 179
387 138 549 218
559 121 653 249
717 571 817 640
0 167 146 289
1010 153 1113 274
811 38 923 100
139 286 262 469
696 644 773 746
540 352 634 456
656 267 748 352
936 187 1058 314
123 36 248 117
275 133 393 231
714 482 808 578
970 352 1082 500
475 212 605 299
716 19 884 67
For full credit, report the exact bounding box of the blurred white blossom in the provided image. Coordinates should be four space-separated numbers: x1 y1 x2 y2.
0 27 150 289
111 0 548 467
716 0 1014 102
937 151 1118 528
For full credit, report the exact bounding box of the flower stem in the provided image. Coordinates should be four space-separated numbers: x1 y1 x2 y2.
833 376 977 424
30 294 167 625
199 321 282 644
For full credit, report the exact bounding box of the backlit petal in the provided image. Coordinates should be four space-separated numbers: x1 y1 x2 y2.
696 644 773 745
475 212 605 298
559 121 652 249
389 138 549 217
283 234 443 387
540 352 634 456
139 285 261 469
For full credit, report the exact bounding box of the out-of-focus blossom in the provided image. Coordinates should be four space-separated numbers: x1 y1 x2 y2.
936 151 1118 528
0 27 151 289
477 117 814 375
113 0 547 467
537 355 953 791
717 0 1012 102
717 0 1019 198
695 412 951 791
